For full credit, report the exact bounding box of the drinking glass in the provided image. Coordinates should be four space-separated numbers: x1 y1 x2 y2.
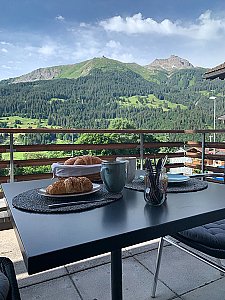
144 170 168 206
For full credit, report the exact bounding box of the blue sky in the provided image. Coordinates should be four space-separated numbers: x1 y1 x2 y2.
1 0 225 80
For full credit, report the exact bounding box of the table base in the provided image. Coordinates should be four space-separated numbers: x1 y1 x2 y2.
111 249 122 300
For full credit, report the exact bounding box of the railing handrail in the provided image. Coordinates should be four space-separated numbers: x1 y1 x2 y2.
0 127 225 184
0 141 184 153
1 128 225 134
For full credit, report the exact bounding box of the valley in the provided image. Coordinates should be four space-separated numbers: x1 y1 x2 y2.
0 55 225 144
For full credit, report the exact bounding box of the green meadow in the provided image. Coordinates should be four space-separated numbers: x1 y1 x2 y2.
0 116 49 128
0 116 64 160
117 95 187 111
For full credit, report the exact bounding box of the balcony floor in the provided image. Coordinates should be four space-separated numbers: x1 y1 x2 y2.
0 229 225 300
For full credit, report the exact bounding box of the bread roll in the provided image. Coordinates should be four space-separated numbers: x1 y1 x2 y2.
46 177 93 195
64 157 77 165
64 155 102 165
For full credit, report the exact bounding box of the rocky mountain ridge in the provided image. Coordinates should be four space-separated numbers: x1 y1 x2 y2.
12 66 62 83
146 55 194 71
5 55 198 84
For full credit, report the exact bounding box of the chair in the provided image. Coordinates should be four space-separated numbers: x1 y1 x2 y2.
0 257 21 300
152 173 225 298
151 219 225 298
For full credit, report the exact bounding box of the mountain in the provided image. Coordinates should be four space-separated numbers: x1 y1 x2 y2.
146 55 194 72
1 55 225 139
9 57 161 84
7 56 189 84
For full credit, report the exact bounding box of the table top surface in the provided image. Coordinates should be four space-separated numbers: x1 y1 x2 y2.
3 179 225 274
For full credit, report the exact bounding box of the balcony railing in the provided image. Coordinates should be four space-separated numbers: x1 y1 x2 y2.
0 128 225 185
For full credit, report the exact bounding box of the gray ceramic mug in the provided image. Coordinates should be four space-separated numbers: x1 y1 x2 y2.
101 161 127 193
116 157 136 183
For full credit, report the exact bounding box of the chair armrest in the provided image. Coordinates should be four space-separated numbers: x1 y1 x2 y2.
0 257 21 300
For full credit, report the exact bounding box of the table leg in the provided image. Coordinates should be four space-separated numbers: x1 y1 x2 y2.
111 248 122 300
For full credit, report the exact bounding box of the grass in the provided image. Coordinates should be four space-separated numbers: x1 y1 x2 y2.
117 95 187 111
0 115 71 160
0 116 63 149
126 64 168 84
0 116 63 131
199 91 210 96
49 98 65 103
0 116 49 129
2 149 69 160
3 152 26 160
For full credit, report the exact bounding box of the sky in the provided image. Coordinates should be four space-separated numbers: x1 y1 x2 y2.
1 0 225 80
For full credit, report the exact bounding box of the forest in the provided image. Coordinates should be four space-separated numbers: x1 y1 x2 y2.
0 65 225 145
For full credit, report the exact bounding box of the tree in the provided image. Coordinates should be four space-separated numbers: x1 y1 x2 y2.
74 118 160 156
108 118 135 129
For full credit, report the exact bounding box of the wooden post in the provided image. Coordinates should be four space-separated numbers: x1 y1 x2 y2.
9 133 14 183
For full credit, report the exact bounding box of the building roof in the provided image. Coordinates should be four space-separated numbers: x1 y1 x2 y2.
204 62 225 80
218 115 225 121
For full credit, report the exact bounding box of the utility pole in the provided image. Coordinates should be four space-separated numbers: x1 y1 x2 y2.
209 96 216 143
209 96 217 164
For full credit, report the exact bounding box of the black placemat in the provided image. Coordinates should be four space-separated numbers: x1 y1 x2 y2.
12 188 122 214
125 178 208 193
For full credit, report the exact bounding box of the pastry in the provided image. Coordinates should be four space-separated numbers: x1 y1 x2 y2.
64 157 77 165
64 155 102 165
46 177 93 195
46 179 67 195
64 177 93 193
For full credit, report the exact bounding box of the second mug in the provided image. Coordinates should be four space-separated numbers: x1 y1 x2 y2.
101 161 127 193
116 157 136 183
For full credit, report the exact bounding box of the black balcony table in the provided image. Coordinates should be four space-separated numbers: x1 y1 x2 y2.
2 178 225 300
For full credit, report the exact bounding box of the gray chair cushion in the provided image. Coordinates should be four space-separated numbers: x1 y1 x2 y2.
0 272 9 300
172 219 225 258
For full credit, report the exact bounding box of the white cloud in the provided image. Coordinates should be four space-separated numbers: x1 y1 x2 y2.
0 41 11 45
1 65 11 69
79 22 89 28
106 40 121 49
38 45 56 56
55 15 64 21
100 11 225 41
2 10 225 80
1 48 8 53
100 13 178 35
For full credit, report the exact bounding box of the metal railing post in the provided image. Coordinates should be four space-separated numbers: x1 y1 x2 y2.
9 133 14 183
201 133 205 174
71 133 74 157
140 133 144 170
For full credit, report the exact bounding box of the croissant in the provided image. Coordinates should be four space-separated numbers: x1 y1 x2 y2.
46 179 66 195
46 177 93 195
64 155 102 165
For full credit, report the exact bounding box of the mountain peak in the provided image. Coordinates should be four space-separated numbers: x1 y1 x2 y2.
146 55 194 72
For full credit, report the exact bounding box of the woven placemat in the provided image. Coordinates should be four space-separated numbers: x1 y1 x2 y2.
12 188 122 214
125 178 208 193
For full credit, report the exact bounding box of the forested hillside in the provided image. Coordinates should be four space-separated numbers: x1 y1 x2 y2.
1 57 225 135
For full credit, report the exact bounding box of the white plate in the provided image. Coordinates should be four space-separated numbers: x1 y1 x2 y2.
38 183 101 198
139 174 190 183
167 174 190 183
